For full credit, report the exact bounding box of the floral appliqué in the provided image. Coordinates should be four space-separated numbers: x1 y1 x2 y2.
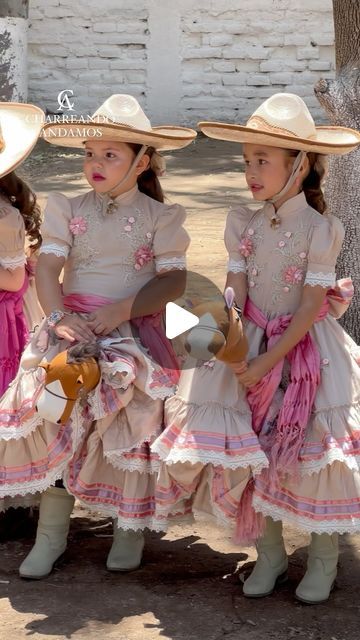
69 216 88 236
283 265 304 285
134 244 154 271
239 230 254 258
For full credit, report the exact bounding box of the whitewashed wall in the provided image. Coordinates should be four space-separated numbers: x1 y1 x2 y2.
28 0 335 125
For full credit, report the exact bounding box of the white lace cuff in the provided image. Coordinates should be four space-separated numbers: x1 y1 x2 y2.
0 253 27 270
227 258 247 274
304 271 336 288
40 243 69 259
155 256 186 272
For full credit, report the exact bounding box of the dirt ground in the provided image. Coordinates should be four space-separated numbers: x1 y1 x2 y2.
0 138 359 640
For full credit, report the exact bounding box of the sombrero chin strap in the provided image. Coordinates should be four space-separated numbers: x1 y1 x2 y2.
102 144 148 213
266 150 307 225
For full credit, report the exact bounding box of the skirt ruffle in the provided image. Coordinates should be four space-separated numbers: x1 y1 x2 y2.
0 321 178 531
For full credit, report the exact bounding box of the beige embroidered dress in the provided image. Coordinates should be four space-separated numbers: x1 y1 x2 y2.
225 192 360 534
0 185 189 531
153 192 360 535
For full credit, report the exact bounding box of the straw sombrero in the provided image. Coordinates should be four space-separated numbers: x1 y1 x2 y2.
199 93 360 155
42 94 197 151
0 102 44 178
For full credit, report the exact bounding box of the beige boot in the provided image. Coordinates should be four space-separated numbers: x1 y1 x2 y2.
19 486 75 579
106 523 145 572
243 518 288 597
295 533 338 604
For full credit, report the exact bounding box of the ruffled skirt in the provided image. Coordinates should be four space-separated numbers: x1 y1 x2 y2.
0 319 178 531
248 316 360 534
152 359 269 529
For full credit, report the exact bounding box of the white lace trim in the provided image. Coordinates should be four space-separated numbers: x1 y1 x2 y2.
0 465 67 499
151 440 269 473
227 258 247 274
155 256 186 272
0 413 43 442
300 450 360 476
104 453 160 475
0 253 27 270
304 271 336 288
39 243 69 259
253 494 360 535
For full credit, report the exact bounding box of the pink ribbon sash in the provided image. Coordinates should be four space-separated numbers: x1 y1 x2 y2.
63 293 179 384
0 273 29 396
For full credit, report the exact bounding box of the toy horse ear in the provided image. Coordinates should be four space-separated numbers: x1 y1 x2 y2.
76 375 84 385
224 287 235 309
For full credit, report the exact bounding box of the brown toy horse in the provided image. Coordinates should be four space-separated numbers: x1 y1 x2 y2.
36 344 101 425
184 287 248 363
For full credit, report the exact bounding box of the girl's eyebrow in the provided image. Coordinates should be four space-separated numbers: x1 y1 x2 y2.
243 150 269 159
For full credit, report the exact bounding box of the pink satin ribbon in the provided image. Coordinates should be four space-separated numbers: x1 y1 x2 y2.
0 273 29 396
63 292 179 383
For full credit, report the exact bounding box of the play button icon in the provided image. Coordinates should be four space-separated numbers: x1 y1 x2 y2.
165 302 199 339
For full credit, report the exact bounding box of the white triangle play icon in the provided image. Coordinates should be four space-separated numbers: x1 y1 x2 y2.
165 302 199 339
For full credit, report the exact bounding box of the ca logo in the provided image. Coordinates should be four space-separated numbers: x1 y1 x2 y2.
57 89 75 112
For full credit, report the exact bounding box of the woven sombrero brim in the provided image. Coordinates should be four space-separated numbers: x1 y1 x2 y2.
42 122 197 151
0 103 44 179
198 121 360 155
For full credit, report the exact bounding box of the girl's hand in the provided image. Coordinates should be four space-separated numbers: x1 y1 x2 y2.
237 353 272 388
54 314 96 343
229 360 248 376
87 304 122 336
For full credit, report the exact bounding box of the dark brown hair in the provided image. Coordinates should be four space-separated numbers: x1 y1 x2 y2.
127 143 164 203
0 171 42 252
287 150 327 214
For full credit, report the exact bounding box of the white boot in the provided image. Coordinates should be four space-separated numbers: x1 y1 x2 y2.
295 533 338 604
19 486 75 579
243 518 288 597
106 523 145 572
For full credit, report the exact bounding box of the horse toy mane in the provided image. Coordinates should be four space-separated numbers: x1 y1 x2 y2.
36 343 101 425
184 287 248 363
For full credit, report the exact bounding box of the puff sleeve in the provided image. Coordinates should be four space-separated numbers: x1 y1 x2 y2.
152 203 190 272
304 215 345 288
0 205 26 270
39 193 73 260
224 206 254 274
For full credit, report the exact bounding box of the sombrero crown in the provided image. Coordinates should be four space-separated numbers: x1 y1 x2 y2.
199 93 360 155
42 94 196 151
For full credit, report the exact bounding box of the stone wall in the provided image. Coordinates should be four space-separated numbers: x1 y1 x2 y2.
28 0 335 124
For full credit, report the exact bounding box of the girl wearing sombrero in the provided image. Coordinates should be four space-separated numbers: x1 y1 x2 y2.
0 101 44 516
0 101 44 396
156 93 360 603
0 94 196 578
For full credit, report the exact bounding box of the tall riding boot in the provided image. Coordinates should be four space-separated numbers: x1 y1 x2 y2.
243 517 288 597
106 522 145 572
19 486 75 579
295 532 338 604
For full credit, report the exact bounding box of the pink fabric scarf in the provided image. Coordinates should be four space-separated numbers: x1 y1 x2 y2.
235 297 328 543
0 273 29 396
63 293 180 384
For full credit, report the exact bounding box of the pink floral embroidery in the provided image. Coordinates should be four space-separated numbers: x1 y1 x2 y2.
134 244 154 270
149 369 174 388
69 216 87 235
284 265 304 284
239 236 253 257
299 252 307 260
278 240 286 248
284 231 292 238
247 228 254 236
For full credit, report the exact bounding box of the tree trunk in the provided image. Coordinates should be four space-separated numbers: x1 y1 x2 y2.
0 0 29 101
315 0 360 343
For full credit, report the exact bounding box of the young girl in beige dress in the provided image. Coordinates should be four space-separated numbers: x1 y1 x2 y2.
154 93 360 604
0 94 196 578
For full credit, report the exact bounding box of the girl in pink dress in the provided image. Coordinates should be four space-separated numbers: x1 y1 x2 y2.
0 94 196 578
0 101 44 396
